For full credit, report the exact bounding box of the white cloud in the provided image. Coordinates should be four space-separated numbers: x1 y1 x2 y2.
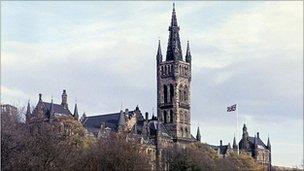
1 86 30 105
193 1 303 70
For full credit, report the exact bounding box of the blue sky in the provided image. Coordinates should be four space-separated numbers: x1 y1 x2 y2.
1 1 303 167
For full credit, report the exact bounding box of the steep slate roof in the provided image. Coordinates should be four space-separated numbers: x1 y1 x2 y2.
82 113 120 131
82 110 136 134
42 102 72 116
209 145 230 155
219 145 229 154
148 120 171 138
239 136 268 149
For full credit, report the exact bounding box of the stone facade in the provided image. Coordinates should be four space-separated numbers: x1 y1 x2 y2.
26 90 79 125
239 124 272 167
156 3 193 142
1 104 18 116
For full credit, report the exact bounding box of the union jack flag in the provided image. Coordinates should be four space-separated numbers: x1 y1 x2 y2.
227 104 237 112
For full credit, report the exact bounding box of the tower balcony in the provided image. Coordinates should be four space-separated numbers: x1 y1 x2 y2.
178 102 190 109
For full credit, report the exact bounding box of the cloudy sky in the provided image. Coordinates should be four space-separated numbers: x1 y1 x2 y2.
1 1 303 167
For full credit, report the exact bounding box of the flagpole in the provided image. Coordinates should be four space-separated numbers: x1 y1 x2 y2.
236 103 239 154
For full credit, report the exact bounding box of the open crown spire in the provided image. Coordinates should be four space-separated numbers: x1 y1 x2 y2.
166 3 183 61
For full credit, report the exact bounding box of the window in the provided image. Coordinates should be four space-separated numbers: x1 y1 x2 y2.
184 86 188 101
179 89 182 102
179 85 184 102
170 110 173 123
170 84 174 102
166 65 169 75
164 85 168 103
161 66 163 75
180 127 184 137
180 112 183 123
164 111 167 123
185 127 188 137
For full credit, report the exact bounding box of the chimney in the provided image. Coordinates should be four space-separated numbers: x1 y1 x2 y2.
39 93 42 102
220 140 222 146
145 112 149 121
257 132 260 139
61 89 68 109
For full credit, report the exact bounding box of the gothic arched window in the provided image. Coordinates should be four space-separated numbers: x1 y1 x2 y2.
170 110 173 123
179 85 184 102
185 127 188 137
169 84 174 103
164 111 167 123
180 127 184 137
164 85 168 103
166 65 169 75
180 112 184 123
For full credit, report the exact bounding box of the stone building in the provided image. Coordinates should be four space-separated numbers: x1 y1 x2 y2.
81 4 198 169
209 124 271 166
209 140 235 158
156 3 194 146
239 124 272 167
22 3 272 169
81 106 174 170
1 104 18 116
26 90 79 127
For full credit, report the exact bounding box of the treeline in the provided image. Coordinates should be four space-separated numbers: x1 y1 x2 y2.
2 107 265 170
164 143 263 170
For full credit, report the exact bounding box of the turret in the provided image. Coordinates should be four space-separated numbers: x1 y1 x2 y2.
145 112 149 121
267 136 271 151
61 90 68 109
80 112 86 122
49 98 54 118
233 136 238 150
185 41 192 63
156 40 163 64
228 143 231 149
196 126 201 142
39 93 42 102
267 136 272 166
73 103 79 120
25 100 31 123
118 110 125 131
242 124 249 150
26 100 31 115
243 124 247 133
242 124 249 139
135 105 140 111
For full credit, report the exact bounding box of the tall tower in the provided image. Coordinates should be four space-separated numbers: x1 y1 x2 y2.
156 4 192 140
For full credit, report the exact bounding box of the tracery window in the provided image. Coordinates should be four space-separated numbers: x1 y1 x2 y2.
164 110 168 123
164 85 168 103
169 84 174 102
170 110 173 123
